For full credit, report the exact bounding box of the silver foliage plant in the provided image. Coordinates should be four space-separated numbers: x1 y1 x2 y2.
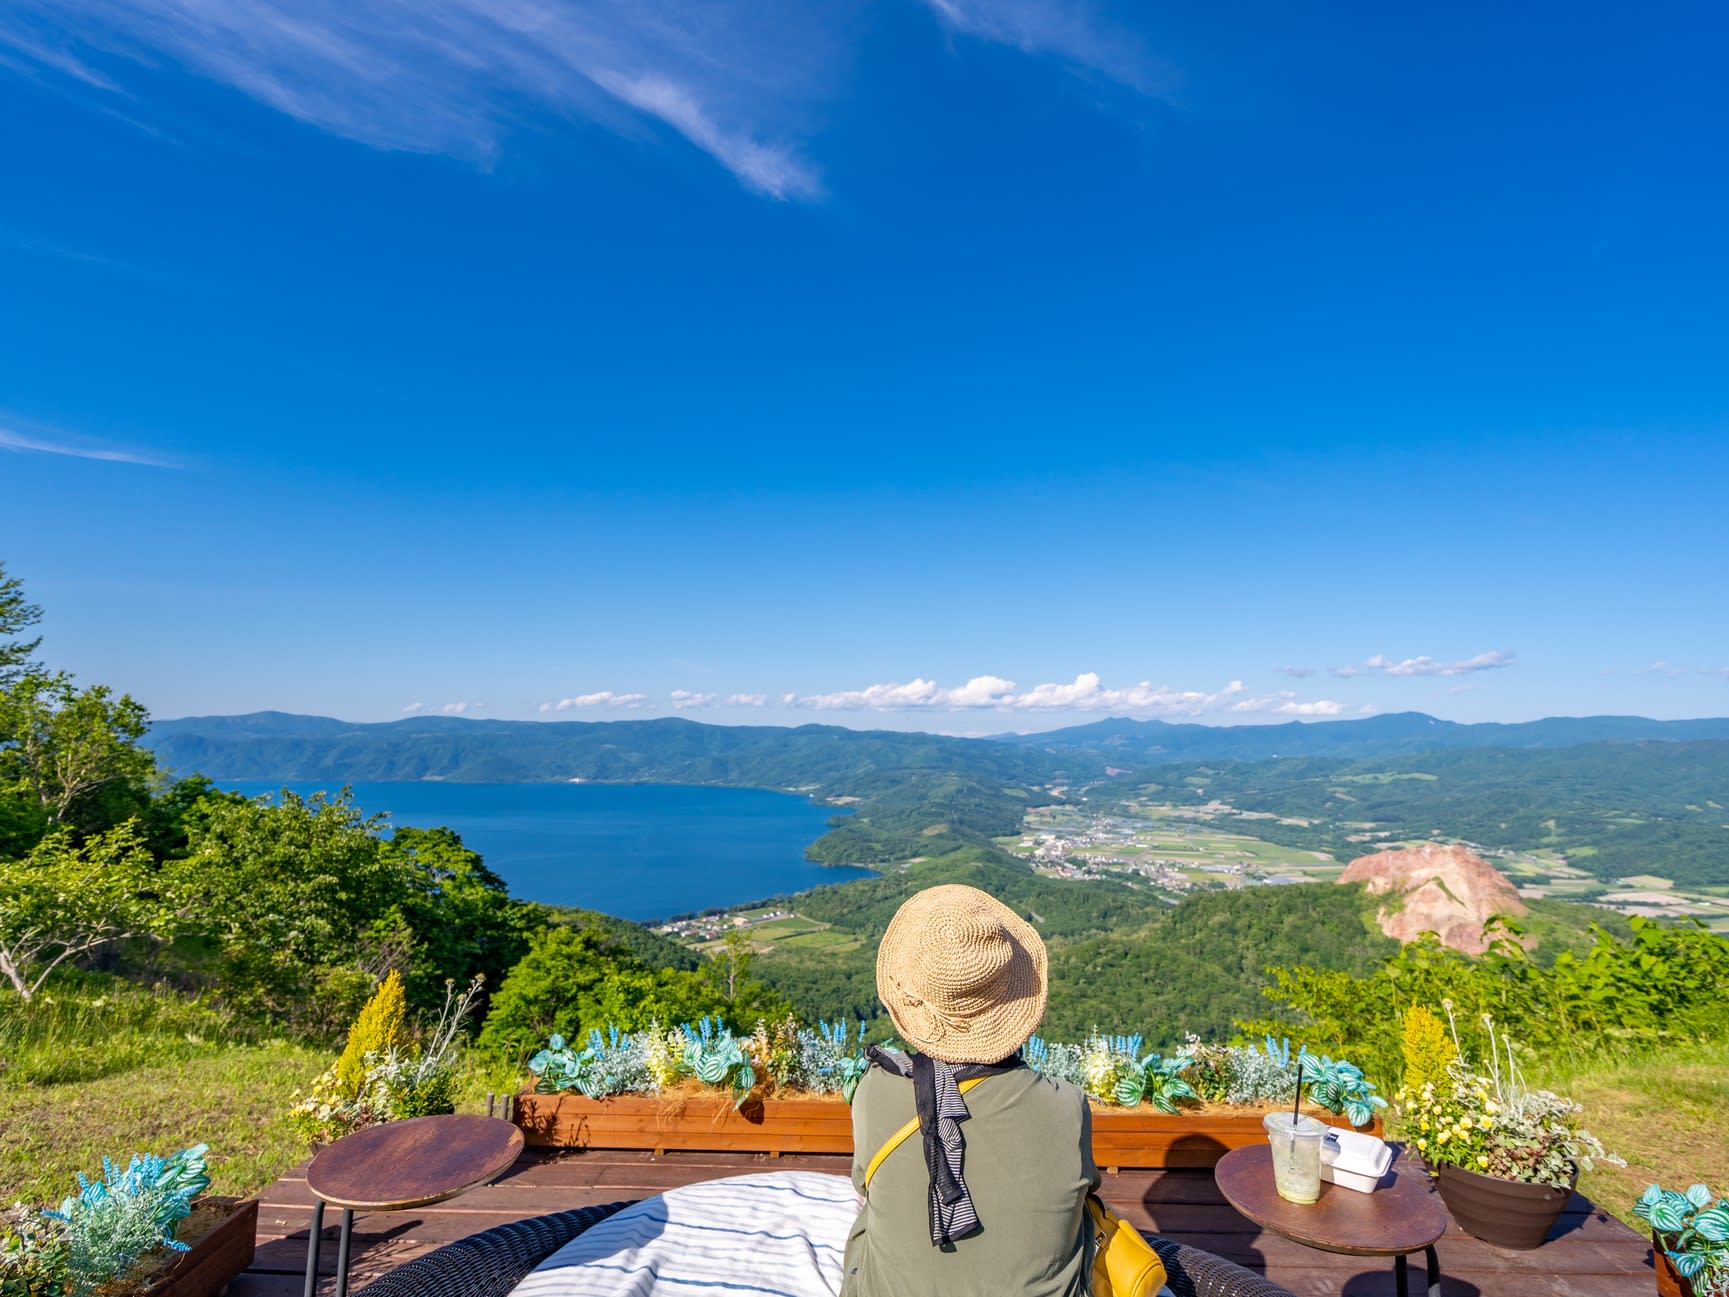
34 1144 211 1295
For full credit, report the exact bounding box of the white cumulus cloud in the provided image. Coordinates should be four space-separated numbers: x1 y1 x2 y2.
726 693 769 706
1330 650 1515 679
540 690 647 711
669 689 716 709
785 672 1338 719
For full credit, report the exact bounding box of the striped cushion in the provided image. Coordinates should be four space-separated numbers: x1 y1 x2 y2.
510 1172 860 1297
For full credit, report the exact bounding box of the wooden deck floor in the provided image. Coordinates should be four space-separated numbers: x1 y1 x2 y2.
234 1148 1655 1297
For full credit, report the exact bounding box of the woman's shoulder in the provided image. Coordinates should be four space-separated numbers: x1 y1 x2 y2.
1015 1067 1089 1109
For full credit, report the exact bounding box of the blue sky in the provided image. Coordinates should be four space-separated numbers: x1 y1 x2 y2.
1 0 1725 732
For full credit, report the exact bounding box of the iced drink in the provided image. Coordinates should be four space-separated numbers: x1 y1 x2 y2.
1263 1112 1325 1204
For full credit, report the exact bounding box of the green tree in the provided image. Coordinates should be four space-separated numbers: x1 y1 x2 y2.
0 672 154 832
0 821 162 999
476 925 733 1062
0 562 43 684
171 790 411 1030
381 825 542 1013
704 926 790 1026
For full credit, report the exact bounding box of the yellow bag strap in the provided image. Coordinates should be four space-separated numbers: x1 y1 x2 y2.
862 1075 990 1189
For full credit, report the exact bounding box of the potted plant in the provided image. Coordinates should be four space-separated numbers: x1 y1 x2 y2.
1033 1033 1386 1171
514 1020 1385 1168
0 1144 259 1297
1635 1184 1729 1297
288 972 482 1145
517 1016 869 1155
1397 1009 1622 1250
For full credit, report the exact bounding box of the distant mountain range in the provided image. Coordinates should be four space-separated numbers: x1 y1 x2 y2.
147 709 1729 783
144 711 1080 785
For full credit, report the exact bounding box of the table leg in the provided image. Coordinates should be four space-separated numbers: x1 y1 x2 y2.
303 1200 324 1297
1424 1244 1441 1297
1394 1251 1408 1297
334 1208 355 1297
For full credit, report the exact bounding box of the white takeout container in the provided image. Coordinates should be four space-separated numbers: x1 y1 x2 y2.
1319 1128 1395 1193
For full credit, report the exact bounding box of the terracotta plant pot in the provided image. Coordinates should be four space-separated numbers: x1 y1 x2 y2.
1434 1162 1576 1251
1652 1230 1697 1297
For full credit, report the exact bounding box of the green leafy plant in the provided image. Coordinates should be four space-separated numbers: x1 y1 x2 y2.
1636 1184 1729 1297
1112 1053 1198 1113
1298 1049 1388 1128
1 1203 72 1297
680 1018 756 1107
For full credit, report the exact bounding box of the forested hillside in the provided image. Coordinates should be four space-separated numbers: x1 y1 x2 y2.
1091 743 1729 885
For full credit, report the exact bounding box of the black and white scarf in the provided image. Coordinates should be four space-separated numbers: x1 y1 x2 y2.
865 1045 1024 1248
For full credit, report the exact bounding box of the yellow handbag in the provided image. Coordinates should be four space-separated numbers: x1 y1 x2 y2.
862 1076 1168 1297
1086 1193 1168 1297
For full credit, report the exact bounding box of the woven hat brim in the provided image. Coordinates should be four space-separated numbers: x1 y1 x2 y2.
876 886 1049 1065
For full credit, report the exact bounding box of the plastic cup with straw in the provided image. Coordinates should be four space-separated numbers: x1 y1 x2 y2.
1263 1059 1326 1203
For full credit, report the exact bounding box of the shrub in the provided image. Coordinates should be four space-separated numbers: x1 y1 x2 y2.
290 976 479 1144
1400 1005 1457 1092
332 971 410 1099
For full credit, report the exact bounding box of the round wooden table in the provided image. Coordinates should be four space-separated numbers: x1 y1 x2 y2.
1215 1144 1447 1297
304 1115 524 1297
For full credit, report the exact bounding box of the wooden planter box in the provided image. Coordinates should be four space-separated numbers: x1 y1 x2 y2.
126 1196 259 1297
1089 1106 1381 1172
513 1091 1381 1170
516 1092 854 1155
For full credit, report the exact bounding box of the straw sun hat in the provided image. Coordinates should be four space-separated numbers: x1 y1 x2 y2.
875 884 1049 1064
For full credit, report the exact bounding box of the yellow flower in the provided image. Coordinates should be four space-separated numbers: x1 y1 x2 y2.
1477 1155 1489 1168
1478 1116 1494 1130
1484 1100 1499 1115
1416 1139 1428 1152
1419 1118 1430 1131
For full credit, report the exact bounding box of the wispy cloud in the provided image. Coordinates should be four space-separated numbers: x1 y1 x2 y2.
0 419 177 467
403 699 481 714
1635 660 1686 679
668 689 715 709
1275 665 1316 679
786 672 1343 718
4 1 1178 199
919 0 1176 97
540 690 647 710
726 693 768 706
1330 650 1515 679
1702 667 1729 681
0 0 831 199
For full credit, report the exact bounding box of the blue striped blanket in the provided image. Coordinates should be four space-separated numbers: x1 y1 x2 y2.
511 1172 861 1297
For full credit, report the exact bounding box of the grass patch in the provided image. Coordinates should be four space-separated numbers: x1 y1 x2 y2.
0 1041 325 1205
0 971 272 1086
1527 1037 1729 1228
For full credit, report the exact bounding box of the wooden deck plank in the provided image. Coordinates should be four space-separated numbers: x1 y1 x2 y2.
241 1148 1654 1295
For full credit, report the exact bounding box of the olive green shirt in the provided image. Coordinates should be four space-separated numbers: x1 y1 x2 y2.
840 1064 1100 1297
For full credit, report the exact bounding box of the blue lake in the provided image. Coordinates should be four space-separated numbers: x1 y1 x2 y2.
221 781 869 921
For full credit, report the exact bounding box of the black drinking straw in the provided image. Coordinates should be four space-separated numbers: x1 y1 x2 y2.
1292 1062 1304 1125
